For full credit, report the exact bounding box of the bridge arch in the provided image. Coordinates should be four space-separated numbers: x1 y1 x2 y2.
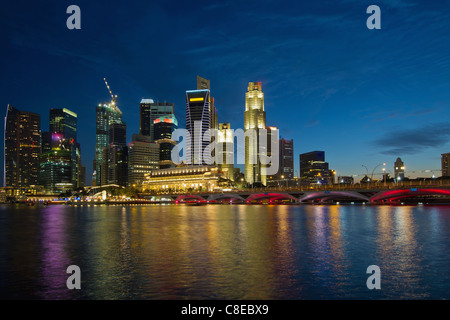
371 188 450 203
175 195 206 203
299 191 370 203
207 194 246 203
246 193 298 203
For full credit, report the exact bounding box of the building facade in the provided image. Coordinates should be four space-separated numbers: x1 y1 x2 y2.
127 134 160 186
394 157 405 181
244 82 266 185
186 89 213 165
94 102 123 186
142 165 228 193
217 123 234 181
299 151 333 185
139 99 175 141
442 153 450 177
4 105 41 188
279 138 294 180
154 115 178 169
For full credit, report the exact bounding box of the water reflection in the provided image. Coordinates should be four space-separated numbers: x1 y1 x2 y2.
0 204 449 299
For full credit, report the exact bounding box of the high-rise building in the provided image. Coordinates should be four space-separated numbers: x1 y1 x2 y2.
244 82 266 185
278 138 294 180
186 89 213 165
128 134 160 186
154 115 178 169
218 123 234 181
394 157 405 181
49 108 77 141
49 108 79 188
101 122 128 186
442 153 450 177
261 126 279 186
4 105 41 187
139 99 175 141
39 137 73 194
300 151 333 185
94 101 123 186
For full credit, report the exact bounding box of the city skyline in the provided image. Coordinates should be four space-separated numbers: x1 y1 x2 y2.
2 1 450 185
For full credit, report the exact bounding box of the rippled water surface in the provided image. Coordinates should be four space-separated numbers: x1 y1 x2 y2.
0 204 449 299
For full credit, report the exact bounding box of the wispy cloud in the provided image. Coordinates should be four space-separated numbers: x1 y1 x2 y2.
373 122 450 155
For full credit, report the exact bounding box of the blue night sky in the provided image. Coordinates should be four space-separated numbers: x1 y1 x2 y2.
1 0 450 185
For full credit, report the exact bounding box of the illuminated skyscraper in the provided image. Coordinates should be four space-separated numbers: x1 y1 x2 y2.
218 123 234 181
128 134 160 186
94 101 123 186
186 89 213 165
139 99 175 141
49 108 79 188
39 137 73 194
154 115 178 169
244 82 266 185
4 105 41 187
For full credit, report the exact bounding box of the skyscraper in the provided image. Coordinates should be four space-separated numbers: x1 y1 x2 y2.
94 101 123 186
49 108 79 187
139 99 175 141
217 123 234 181
39 137 73 194
4 105 41 187
300 151 333 185
244 82 266 185
186 89 213 165
279 138 294 180
49 108 77 141
101 122 128 186
128 134 160 186
154 115 178 169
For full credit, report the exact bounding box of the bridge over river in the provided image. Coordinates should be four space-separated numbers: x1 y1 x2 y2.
148 185 450 205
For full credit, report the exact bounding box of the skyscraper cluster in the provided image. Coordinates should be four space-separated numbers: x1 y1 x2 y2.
4 105 85 194
3 76 303 193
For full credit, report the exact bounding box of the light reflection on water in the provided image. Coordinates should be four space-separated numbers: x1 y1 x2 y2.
0 204 449 300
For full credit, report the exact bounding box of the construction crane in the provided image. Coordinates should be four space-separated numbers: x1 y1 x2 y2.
103 77 118 105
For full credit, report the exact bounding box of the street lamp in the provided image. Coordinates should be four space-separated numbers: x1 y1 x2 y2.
371 163 386 181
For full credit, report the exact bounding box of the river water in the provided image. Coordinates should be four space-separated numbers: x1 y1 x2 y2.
0 204 449 300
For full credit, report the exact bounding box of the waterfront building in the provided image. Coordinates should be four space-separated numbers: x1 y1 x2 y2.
217 123 234 181
394 157 405 181
4 105 41 188
101 122 128 186
128 134 160 186
49 108 80 188
39 143 73 194
142 165 228 193
154 115 178 169
94 101 123 186
299 151 333 185
261 126 279 186
279 138 294 180
442 153 450 177
244 82 266 185
139 99 175 141
186 89 213 165
338 176 354 184
267 137 294 187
